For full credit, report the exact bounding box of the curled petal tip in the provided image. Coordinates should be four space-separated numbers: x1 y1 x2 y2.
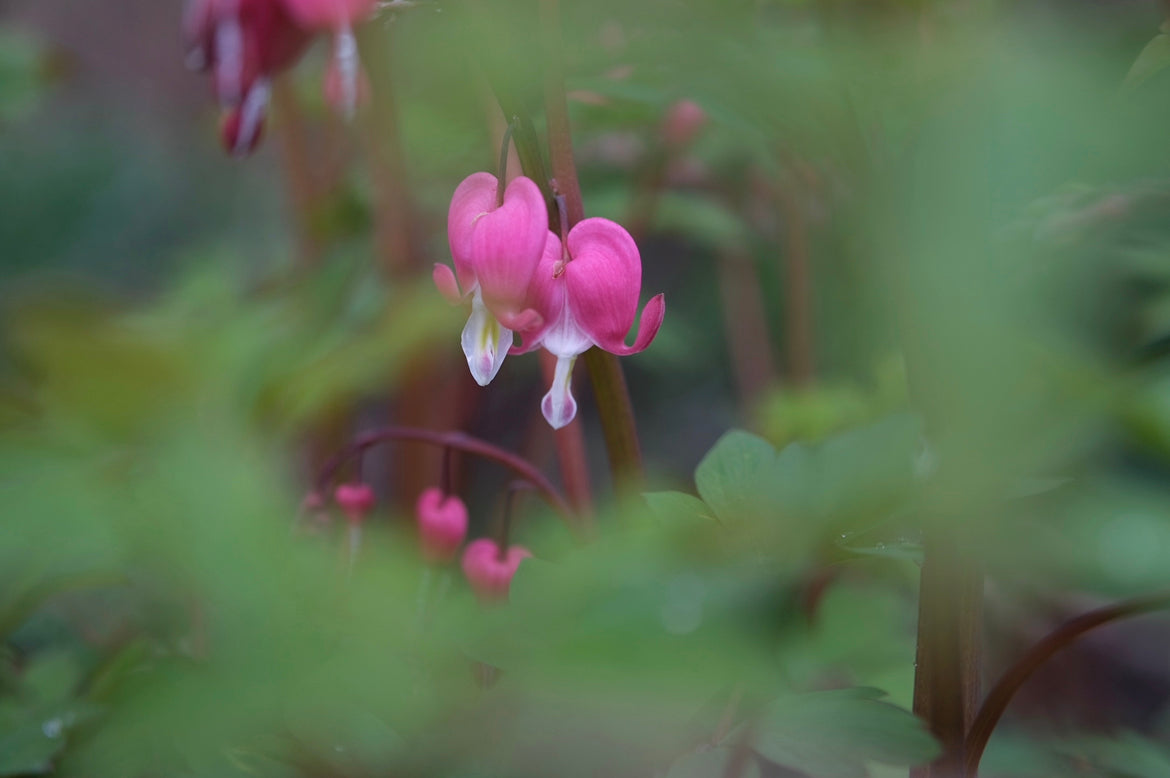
433 263 464 304
601 293 665 356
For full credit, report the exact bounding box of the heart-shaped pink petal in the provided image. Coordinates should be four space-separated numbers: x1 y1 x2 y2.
563 218 648 353
416 487 469 564
461 538 532 602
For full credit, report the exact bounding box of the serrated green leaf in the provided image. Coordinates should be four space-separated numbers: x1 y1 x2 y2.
695 431 777 523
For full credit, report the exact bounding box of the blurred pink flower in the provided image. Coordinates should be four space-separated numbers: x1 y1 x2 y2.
435 173 548 386
661 99 707 149
461 539 531 602
281 0 378 116
416 487 469 565
183 0 376 155
184 0 310 155
334 481 375 524
515 219 665 429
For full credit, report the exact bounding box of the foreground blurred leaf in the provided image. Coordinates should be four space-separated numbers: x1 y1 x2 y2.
666 747 760 778
750 688 939 778
1123 30 1170 93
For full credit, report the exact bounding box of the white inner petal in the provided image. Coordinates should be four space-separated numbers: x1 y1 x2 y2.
333 27 360 119
540 293 593 360
461 289 511 386
233 78 271 157
541 355 578 429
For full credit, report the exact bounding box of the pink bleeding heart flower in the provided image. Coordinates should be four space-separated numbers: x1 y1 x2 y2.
434 173 548 386
661 99 707 149
415 487 469 564
183 0 311 156
280 0 377 118
461 538 532 602
334 481 375 523
514 219 665 429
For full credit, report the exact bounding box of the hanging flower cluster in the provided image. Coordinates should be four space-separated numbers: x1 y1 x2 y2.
436 173 665 429
182 0 376 155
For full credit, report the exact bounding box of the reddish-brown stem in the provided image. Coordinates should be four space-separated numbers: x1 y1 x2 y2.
716 247 777 405
270 78 322 266
440 445 454 496
912 524 982 778
539 0 646 489
357 26 421 277
774 181 815 386
964 590 1170 777
315 426 578 535
496 481 534 560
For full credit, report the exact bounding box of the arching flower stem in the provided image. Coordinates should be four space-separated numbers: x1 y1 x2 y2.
964 590 1170 777
315 426 579 536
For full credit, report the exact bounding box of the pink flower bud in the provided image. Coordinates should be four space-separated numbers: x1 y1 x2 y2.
334 482 375 523
661 99 707 149
416 487 469 564
461 539 531 602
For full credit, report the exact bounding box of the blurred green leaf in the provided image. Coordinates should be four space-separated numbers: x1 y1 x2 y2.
643 491 717 525
1123 32 1170 93
666 747 761 778
695 430 778 524
751 688 939 778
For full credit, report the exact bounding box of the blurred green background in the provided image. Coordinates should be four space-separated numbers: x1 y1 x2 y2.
5 0 1170 776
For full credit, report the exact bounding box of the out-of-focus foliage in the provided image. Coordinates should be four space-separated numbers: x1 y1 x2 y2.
5 0 1170 776
0 28 49 125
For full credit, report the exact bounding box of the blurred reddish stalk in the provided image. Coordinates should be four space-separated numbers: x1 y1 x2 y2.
271 78 324 266
357 27 467 511
716 247 776 406
964 590 1170 777
774 179 815 387
912 526 982 778
483 83 594 520
540 0 645 492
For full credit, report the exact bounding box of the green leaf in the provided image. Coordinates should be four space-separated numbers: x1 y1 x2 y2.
667 747 761 778
0 706 63 777
1123 34 1170 93
752 688 939 778
643 491 717 525
695 431 777 523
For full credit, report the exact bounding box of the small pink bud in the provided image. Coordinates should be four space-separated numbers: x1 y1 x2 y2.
661 99 707 149
334 482 375 523
461 539 531 602
416 487 469 564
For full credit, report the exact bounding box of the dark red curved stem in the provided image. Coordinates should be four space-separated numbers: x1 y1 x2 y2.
964 590 1170 777
315 426 578 535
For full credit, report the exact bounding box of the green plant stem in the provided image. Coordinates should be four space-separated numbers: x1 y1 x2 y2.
964 590 1170 777
315 426 579 535
538 0 646 490
911 524 982 778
